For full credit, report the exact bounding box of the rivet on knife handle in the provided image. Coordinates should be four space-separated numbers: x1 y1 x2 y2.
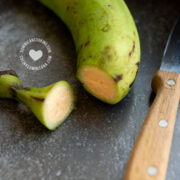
123 70 180 180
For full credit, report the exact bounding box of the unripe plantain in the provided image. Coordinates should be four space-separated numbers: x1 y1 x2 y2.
0 71 75 130
39 0 141 104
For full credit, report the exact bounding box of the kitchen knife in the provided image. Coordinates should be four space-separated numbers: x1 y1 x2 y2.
123 19 180 180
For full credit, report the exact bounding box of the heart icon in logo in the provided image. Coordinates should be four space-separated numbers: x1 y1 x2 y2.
29 49 43 61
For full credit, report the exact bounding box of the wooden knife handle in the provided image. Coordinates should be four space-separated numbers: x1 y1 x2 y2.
123 70 180 180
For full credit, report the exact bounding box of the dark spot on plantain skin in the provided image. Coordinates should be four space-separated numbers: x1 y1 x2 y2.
101 15 105 19
100 57 106 65
101 46 114 63
104 46 111 53
129 41 135 57
114 74 123 82
73 10 77 14
67 5 70 10
79 44 83 50
101 61 105 65
129 80 135 88
102 24 110 32
0 70 18 77
79 20 85 26
107 4 112 7
66 4 77 14
23 87 31 91
132 41 135 50
78 40 90 53
31 96 45 102
107 55 112 61
84 40 90 47
136 62 140 67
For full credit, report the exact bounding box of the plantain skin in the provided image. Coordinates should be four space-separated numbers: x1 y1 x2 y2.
39 0 141 104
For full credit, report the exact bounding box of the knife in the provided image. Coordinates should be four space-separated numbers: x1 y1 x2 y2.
123 19 180 180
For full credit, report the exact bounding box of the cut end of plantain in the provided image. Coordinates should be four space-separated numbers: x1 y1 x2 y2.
78 66 119 104
43 82 74 130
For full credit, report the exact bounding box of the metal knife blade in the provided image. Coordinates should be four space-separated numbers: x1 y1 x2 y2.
160 19 180 73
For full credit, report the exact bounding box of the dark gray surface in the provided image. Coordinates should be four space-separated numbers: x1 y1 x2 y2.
0 0 179 180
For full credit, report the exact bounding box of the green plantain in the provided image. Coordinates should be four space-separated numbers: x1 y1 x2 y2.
39 0 141 104
0 71 75 130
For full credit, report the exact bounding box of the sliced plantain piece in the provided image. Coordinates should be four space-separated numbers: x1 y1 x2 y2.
0 71 75 130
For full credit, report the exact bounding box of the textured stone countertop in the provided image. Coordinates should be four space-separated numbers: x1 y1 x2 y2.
0 0 179 180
